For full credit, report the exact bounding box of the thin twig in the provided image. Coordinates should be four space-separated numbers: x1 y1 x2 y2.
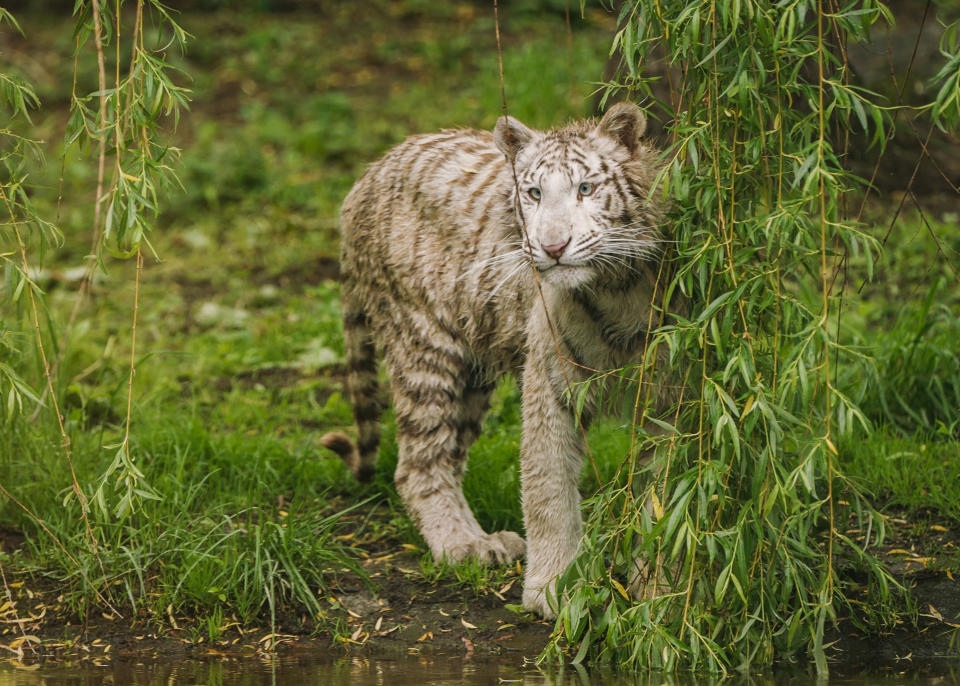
910 191 960 284
122 246 143 464
816 4 836 657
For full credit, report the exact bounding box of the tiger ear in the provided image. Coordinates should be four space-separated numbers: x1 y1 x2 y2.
597 102 647 155
494 115 536 161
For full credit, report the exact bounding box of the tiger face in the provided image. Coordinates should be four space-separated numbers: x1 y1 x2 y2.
494 103 663 290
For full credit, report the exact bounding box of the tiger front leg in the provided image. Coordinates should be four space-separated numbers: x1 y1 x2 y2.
395 424 525 566
390 343 525 567
518 340 590 619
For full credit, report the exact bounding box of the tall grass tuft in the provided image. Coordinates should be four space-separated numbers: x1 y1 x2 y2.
549 0 960 675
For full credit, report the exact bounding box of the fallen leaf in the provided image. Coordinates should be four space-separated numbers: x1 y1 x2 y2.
928 604 944 622
416 631 433 642
460 618 477 629
370 552 401 563
166 604 179 630
8 635 40 649
906 557 935 565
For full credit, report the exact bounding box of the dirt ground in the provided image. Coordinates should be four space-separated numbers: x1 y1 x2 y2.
1 512 958 671
0 542 552 665
829 512 960 666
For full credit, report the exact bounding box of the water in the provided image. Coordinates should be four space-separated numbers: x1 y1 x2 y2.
0 651 957 685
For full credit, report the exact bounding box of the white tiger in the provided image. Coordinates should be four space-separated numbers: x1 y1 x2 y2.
322 102 667 616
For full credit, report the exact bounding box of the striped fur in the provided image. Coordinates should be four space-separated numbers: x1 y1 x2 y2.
322 103 667 617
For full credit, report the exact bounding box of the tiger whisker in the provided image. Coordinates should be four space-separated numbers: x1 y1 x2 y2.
485 258 530 300
456 247 526 284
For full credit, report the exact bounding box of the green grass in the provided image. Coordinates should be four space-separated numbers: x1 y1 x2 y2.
9 400 364 625
842 430 960 524
417 551 521 596
839 208 960 436
836 209 960 522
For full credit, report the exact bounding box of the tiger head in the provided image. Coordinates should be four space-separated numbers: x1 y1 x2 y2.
494 102 664 290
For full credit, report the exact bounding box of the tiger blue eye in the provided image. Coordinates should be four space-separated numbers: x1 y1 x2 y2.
528 187 542 201
578 182 594 196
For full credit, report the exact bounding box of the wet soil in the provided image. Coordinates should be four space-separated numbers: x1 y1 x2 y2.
830 512 960 665
1 511 957 670
0 539 551 666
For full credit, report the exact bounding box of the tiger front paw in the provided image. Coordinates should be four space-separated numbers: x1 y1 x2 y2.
521 581 557 619
444 530 525 566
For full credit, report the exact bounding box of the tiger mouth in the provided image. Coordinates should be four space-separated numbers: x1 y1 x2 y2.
537 262 592 275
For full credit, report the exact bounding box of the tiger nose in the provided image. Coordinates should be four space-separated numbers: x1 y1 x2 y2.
542 238 570 260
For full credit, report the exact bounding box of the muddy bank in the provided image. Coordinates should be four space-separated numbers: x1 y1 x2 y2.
829 514 960 666
1 504 958 668
0 541 551 665
2 532 958 671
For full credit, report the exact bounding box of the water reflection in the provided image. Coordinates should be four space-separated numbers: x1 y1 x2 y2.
0 651 957 685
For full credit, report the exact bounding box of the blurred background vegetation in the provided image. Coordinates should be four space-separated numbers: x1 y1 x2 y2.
1 0 958 669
